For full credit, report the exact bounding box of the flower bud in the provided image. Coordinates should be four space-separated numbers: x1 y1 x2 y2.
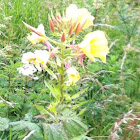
43 40 51 51
75 23 81 34
57 26 61 33
49 15 55 32
23 21 42 36
68 25 73 36
51 11 58 25
56 12 61 20
75 20 86 34
61 32 66 42
65 63 70 69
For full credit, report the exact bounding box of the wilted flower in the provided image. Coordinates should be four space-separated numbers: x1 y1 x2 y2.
79 30 109 63
67 67 80 85
27 24 46 44
21 50 50 71
78 53 86 66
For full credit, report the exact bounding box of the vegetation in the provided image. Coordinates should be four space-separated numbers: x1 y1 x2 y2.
0 0 139 139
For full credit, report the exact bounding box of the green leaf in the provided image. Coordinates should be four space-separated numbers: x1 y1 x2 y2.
56 56 61 67
63 118 88 139
42 123 67 140
71 88 88 100
45 81 61 101
10 120 43 139
0 117 9 131
45 67 57 79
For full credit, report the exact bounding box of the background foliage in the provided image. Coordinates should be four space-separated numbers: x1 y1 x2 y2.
0 0 139 139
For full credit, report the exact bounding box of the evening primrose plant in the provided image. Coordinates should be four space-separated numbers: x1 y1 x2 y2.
16 4 109 139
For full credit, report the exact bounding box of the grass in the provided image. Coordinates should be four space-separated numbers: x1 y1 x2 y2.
0 0 140 139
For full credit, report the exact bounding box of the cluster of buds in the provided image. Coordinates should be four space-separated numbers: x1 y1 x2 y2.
49 4 94 42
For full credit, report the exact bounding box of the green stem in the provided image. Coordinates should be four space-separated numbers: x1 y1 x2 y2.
60 45 65 103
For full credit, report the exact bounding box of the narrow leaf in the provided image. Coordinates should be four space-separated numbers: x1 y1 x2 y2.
71 88 88 100
45 81 61 101
78 108 87 116
45 67 57 79
35 104 55 119
72 101 88 110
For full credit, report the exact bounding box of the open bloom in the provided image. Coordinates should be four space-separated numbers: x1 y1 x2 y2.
27 24 46 44
79 30 109 63
66 4 94 29
21 50 50 71
67 67 80 85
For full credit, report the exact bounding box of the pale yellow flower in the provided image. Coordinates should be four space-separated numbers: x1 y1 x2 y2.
66 4 94 29
79 31 109 63
67 67 80 85
27 24 46 44
76 8 94 29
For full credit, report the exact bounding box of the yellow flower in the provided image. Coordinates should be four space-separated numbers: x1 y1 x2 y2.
27 24 46 44
66 4 94 29
79 31 109 63
67 67 80 85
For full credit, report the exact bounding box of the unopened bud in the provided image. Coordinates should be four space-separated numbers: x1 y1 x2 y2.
75 20 87 34
72 20 78 28
56 18 62 24
61 32 66 42
56 12 61 20
75 23 81 34
51 11 58 25
57 26 61 33
68 25 73 36
23 21 41 36
43 40 51 52
49 15 55 32
65 63 71 69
